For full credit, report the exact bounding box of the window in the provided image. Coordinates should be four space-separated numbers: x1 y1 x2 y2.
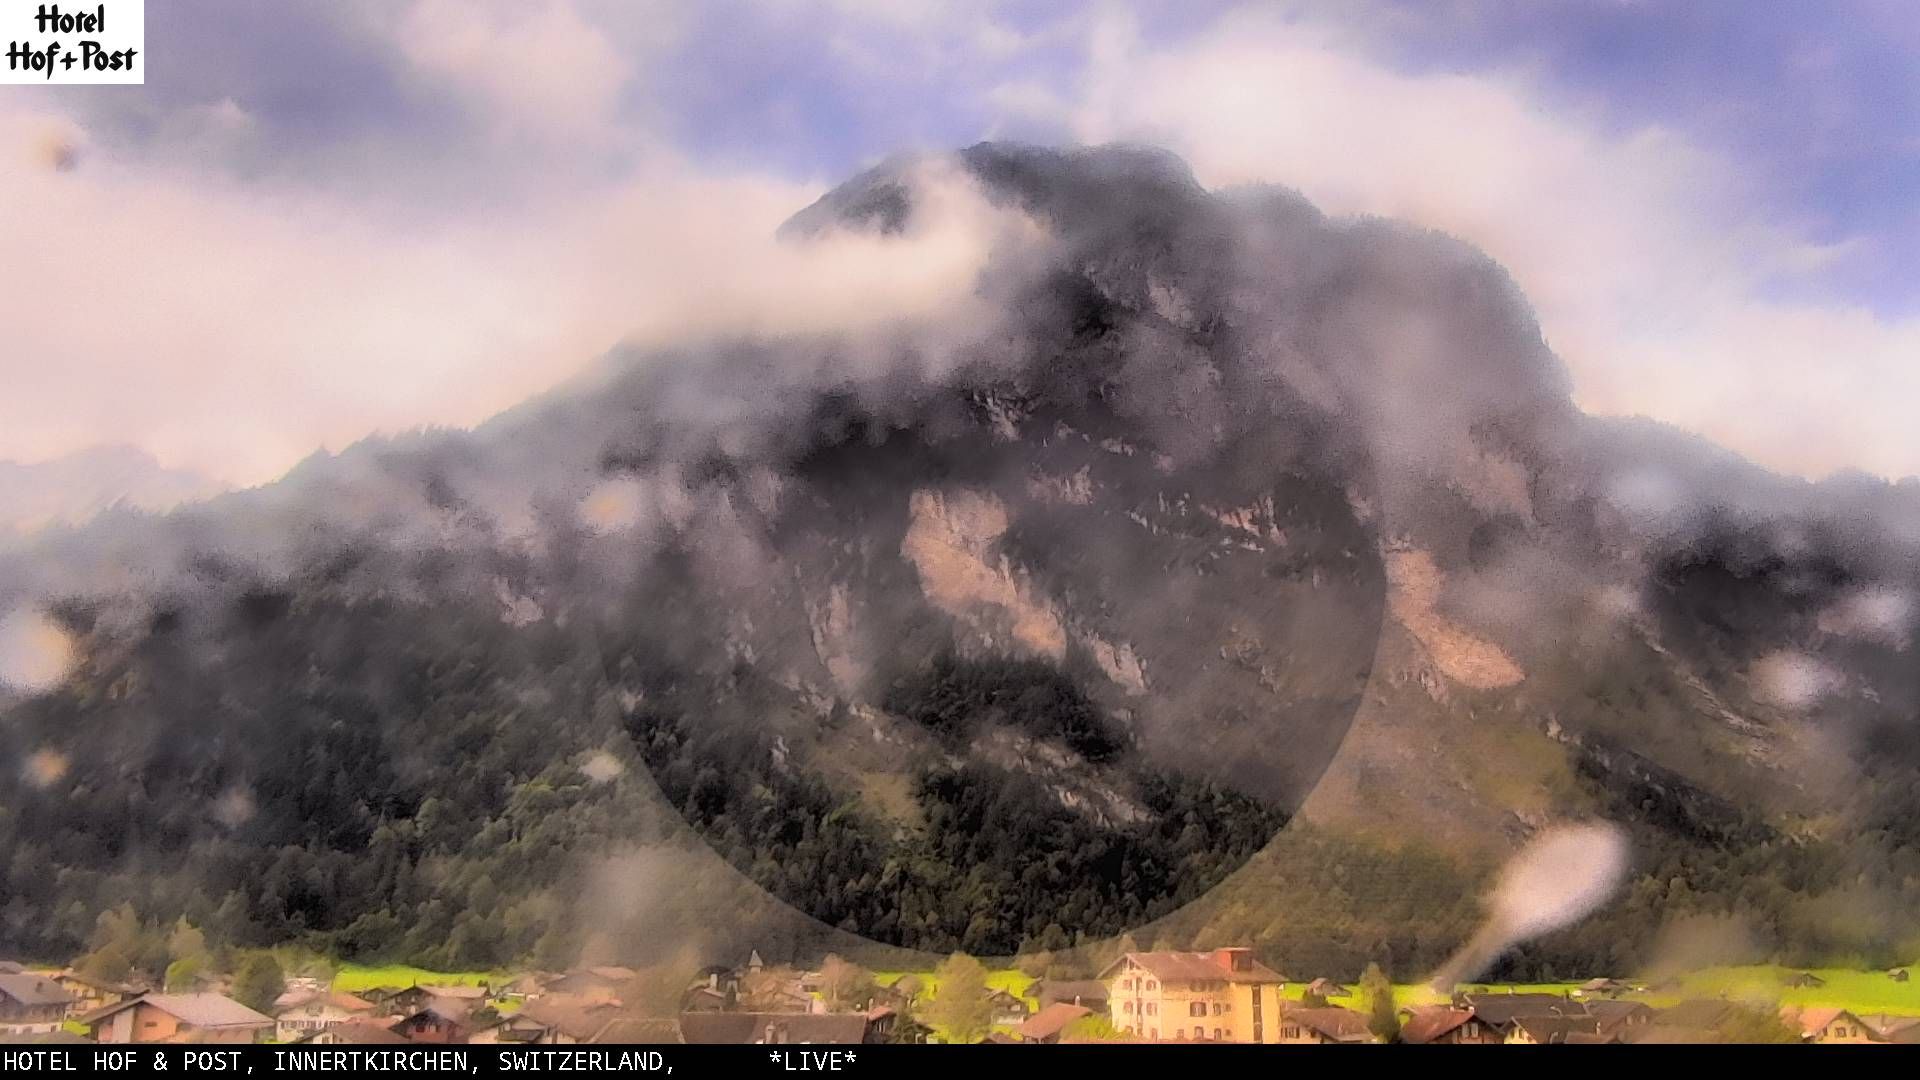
1123 1002 1134 1015
1146 981 1158 991
1151 1028 1159 1040
1212 1003 1223 1016
1146 1003 1157 1016
1213 1028 1223 1040
1190 1002 1207 1017
1176 1027 1186 1039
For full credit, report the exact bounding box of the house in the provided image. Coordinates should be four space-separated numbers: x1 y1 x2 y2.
499 973 554 1002
1577 977 1632 997
985 988 1027 1026
82 993 273 1044
385 984 488 1017
590 1019 682 1044
1100 948 1289 1043
0 963 24 974
1787 1007 1883 1044
271 989 377 1042
0 973 75 1035
1030 979 1108 1012
1396 1005 1500 1045
546 968 635 1003
294 1020 410 1046
388 1000 487 1044
1585 999 1655 1037
473 997 622 1044
51 971 139 1014
1890 969 1911 984
1505 1016 1610 1045
1784 971 1827 989
1277 1005 1373 1044
681 985 729 1013
677 1012 875 1044
1304 978 1349 1000
1018 1003 1090 1044
1452 992 1585 1036
1857 1014 1920 1042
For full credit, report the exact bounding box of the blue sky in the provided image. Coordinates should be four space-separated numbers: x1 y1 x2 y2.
3 0 1917 483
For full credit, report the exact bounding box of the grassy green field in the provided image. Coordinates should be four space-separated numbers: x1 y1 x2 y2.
331 964 497 993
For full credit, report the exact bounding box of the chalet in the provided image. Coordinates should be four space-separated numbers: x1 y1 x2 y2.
986 988 1027 1027
546 968 635 1002
270 989 377 1042
480 997 622 1044
1396 1005 1500 1045
681 985 729 1013
1452 992 1584 1036
294 1020 410 1046
1018 1003 1090 1044
1785 971 1827 989
1505 1016 1610 1045
1890 969 1911 983
51 971 139 1014
591 1018 682 1044
388 1002 480 1044
82 993 273 1044
0 963 23 974
1100 948 1289 1043
385 984 488 1017
1857 1013 1920 1042
1277 1005 1372 1044
0 973 74 1034
1787 1007 1883 1044
1585 999 1655 1037
1577 977 1632 997
677 1012 875 1044
1030 979 1108 1012
500 973 554 1002
1304 978 1349 1000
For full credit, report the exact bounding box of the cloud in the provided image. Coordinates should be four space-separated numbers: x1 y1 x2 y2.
0 100 1034 486
1009 5 1920 481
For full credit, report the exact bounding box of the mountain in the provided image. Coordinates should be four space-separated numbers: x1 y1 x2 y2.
0 445 222 538
1 144 1916 979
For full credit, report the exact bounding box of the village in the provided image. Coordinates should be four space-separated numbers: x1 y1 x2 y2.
2 949 1917 1047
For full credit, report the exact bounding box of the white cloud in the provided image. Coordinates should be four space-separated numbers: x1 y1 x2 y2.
0 101 1036 486
1012 6 1920 481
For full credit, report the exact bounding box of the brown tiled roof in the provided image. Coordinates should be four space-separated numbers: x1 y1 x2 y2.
0 973 73 1008
1284 1006 1373 1042
1397 1005 1475 1044
1100 951 1286 985
86 993 272 1030
296 1020 410 1045
519 997 623 1041
591 1018 682 1044
1019 1003 1090 1040
677 1012 869 1044
1454 992 1583 1027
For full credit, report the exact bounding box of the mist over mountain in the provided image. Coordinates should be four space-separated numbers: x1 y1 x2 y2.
0 445 222 540
1 144 1916 978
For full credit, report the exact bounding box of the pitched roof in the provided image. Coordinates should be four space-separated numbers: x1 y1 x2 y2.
677 1012 869 1044
0 963 24 974
1019 1003 1090 1041
519 998 624 1041
1510 1016 1604 1043
89 993 272 1030
1100 951 1286 985
1397 1005 1476 1044
1283 1006 1373 1042
1454 992 1583 1027
295 1020 411 1045
591 1018 682 1044
0 973 74 1008
273 989 376 1015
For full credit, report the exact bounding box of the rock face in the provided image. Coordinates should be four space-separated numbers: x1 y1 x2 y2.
1 144 1918 966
